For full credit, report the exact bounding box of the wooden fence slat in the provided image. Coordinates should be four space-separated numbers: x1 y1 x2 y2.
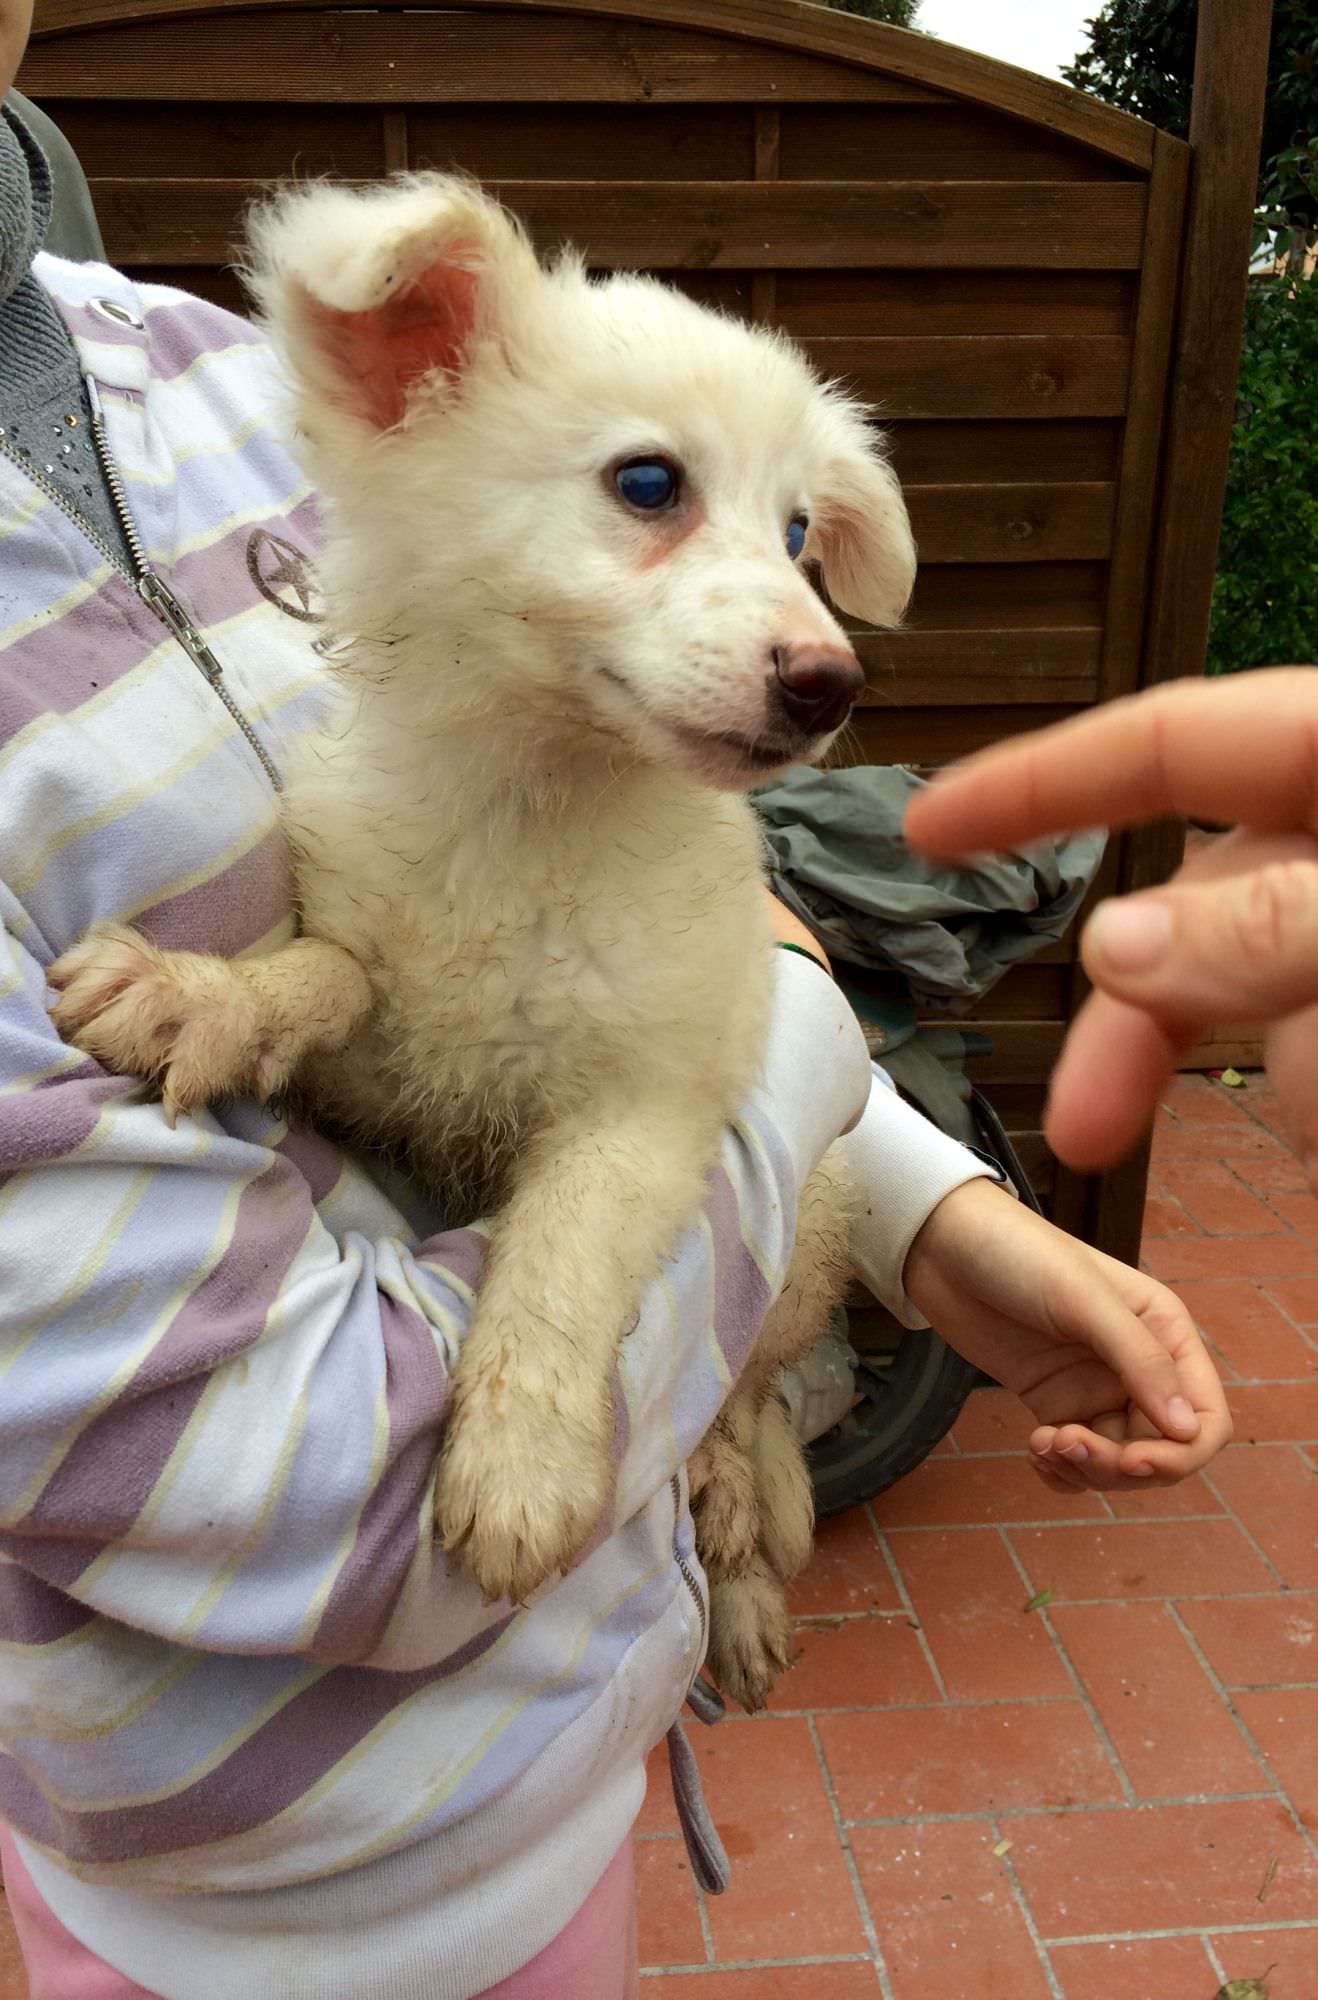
21 13 952 103
779 104 1142 184
905 482 1116 564
853 627 1101 705
86 178 1149 271
802 335 1131 419
843 704 1077 765
775 269 1136 337
910 560 1107 627
886 419 1120 485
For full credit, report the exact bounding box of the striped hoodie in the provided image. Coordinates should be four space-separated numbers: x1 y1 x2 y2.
0 255 875 1998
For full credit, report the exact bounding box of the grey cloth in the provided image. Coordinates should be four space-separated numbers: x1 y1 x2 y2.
8 90 106 264
0 98 133 570
754 764 1105 1009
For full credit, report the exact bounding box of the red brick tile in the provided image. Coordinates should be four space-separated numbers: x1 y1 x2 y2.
1049 1600 1265 1798
1270 1192 1318 1242
951 1390 1038 1455
1209 1928 1318 1997
1172 1279 1318 1380
1142 1193 1203 1237
769 1613 936 1712
1008 1517 1275 1601
1234 1688 1318 1819
692 1716 868 1961
1228 1149 1314 1198
1265 1278 1318 1325
1152 1119 1289 1167
655 1970 879 1999
1229 1382 1318 1443
850 1821 1052 2000
1158 1160 1286 1236
638 1741 680 1836
1162 1075 1259 1127
1178 1592 1318 1687
1211 1445 1318 1588
636 1837 705 1970
1144 1234 1318 1281
817 1701 1121 1821
1050 1936 1214 1999
1009 1799 1318 1935
0 1897 25 2000
1105 1472 1224 1517
873 1456 1105 1530
789 1508 903 1618
892 1528 1073 1702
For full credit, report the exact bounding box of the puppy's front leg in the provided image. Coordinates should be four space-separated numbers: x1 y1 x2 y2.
436 1095 719 1604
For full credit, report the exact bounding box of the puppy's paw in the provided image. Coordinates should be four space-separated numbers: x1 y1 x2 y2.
690 1436 760 1583
436 1391 612 1604
49 925 288 1124
706 1556 797 1713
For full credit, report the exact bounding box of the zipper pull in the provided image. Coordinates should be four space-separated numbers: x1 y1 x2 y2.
139 572 226 683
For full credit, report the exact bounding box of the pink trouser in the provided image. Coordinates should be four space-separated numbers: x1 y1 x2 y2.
0 1828 639 2000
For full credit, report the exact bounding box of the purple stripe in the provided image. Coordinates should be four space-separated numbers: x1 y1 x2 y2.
167 494 323 635
0 1072 134 1170
0 1617 513 1862
48 290 146 356
311 1294 451 1662
706 1163 775 1377
144 297 267 384
22 1158 312 1579
136 825 293 958
0 1564 94 1646
423 1226 487 1293
0 499 321 722
274 1126 343 1207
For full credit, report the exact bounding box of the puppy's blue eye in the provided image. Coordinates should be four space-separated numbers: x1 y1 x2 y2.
786 515 808 560
616 459 679 511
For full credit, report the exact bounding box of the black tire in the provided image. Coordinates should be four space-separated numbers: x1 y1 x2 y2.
807 1084 1041 1515
808 1314 981 1516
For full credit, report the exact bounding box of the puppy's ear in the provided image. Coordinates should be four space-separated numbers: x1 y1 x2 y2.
813 423 916 629
243 175 539 433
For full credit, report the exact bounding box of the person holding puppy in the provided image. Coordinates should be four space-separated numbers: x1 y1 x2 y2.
0 9 1228 1996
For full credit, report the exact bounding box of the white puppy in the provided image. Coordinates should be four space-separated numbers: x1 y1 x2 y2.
52 176 915 1707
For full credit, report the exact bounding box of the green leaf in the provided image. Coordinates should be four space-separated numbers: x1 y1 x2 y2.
1023 1589 1052 1614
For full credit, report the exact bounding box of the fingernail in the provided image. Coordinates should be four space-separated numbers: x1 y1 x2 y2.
1131 1463 1156 1477
1060 1442 1089 1464
1168 1395 1197 1431
1086 898 1173 973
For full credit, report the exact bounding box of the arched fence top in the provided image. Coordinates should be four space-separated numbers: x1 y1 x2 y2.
30 0 1164 170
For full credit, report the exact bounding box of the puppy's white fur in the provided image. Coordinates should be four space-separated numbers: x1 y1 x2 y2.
52 177 914 1705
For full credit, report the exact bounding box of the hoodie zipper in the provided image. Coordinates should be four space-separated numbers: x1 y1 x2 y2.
0 377 282 792
671 1472 708 1683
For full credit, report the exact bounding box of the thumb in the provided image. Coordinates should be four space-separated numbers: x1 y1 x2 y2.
1082 860 1318 1024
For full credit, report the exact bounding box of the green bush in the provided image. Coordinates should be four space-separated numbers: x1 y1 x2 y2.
1208 274 1318 675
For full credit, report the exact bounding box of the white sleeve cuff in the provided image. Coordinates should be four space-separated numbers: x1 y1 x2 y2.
839 1065 995 1328
754 950 873 1182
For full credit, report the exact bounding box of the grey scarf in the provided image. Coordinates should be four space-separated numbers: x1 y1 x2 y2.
0 99 51 305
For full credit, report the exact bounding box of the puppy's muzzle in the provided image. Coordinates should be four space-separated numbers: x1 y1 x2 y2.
768 643 865 737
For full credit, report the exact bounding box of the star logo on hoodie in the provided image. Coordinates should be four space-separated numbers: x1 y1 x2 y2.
246 530 321 624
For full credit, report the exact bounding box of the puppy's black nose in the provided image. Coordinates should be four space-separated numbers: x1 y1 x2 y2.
770 643 866 735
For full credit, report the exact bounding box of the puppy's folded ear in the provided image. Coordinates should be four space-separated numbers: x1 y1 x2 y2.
243 174 540 434
812 418 917 631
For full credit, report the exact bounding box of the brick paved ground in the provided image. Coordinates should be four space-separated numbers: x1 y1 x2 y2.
1 1074 1315 1997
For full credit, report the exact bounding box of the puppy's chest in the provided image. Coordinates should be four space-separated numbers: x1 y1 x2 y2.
374 870 747 1091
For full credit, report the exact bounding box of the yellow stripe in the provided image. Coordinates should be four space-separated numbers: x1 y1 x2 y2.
8 1663 323 1813
2 1155 260 1522
0 1169 155 1407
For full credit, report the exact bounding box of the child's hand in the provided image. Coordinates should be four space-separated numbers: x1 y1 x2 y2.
903 1181 1232 1492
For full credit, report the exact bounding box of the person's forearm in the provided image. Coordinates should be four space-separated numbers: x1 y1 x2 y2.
839 1069 995 1326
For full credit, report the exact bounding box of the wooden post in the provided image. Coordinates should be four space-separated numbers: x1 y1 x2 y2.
1087 0 1274 1268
